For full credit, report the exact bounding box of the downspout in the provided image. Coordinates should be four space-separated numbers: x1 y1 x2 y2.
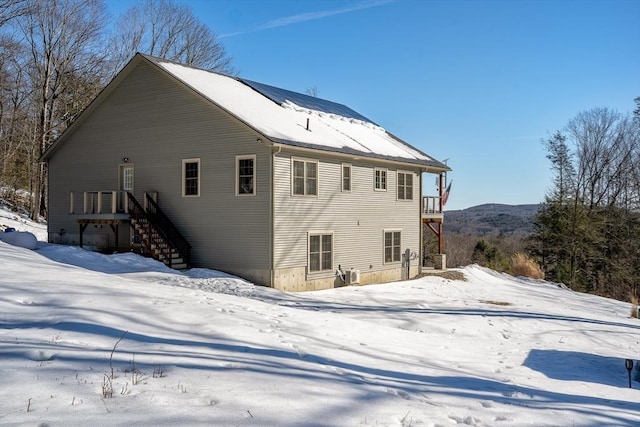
438 172 444 254
419 168 425 274
257 136 280 288
270 143 282 288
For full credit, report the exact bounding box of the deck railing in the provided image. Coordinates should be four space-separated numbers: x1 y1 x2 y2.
422 196 443 215
70 191 128 214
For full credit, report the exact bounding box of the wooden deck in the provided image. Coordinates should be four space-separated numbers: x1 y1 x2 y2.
69 191 131 249
422 196 444 222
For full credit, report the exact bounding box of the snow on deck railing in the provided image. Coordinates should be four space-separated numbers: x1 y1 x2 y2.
422 196 442 215
69 191 128 215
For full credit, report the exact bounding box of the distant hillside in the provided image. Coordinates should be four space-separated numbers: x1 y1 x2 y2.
445 203 540 235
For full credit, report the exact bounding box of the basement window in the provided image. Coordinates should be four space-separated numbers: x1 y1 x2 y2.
309 232 333 272
384 230 401 264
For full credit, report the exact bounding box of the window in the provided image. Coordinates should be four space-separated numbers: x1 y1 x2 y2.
342 163 351 192
236 155 256 195
122 166 134 192
397 171 413 200
309 233 333 272
292 158 318 196
375 168 387 191
384 230 401 263
182 159 200 197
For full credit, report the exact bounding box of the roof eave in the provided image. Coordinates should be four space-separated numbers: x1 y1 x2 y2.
269 138 451 172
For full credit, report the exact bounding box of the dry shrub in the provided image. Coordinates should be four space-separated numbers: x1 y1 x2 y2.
510 253 545 279
631 295 639 319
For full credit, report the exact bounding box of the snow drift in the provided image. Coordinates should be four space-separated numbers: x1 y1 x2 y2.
0 230 37 249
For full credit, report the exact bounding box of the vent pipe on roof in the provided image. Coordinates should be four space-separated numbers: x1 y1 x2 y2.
306 118 310 131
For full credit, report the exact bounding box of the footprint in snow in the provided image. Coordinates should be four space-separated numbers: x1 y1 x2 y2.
290 344 305 358
448 415 482 425
386 388 412 400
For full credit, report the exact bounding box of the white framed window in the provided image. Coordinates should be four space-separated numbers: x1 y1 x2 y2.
342 163 351 192
122 166 134 192
236 155 256 196
308 232 333 273
397 171 413 200
384 230 401 264
182 158 200 197
292 158 318 196
374 168 387 191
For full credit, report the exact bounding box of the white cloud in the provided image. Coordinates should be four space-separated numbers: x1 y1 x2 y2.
221 0 395 38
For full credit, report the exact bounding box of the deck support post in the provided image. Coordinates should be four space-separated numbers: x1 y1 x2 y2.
109 223 119 251
79 223 89 248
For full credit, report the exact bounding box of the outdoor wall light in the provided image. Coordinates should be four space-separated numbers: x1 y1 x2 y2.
122 157 129 163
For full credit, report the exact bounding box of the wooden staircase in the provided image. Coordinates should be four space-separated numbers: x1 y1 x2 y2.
127 193 191 270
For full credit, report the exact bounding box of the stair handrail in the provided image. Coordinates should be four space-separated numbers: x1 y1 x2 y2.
126 192 181 268
126 192 146 222
143 193 191 267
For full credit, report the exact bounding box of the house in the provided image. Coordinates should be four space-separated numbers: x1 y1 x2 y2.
41 53 450 292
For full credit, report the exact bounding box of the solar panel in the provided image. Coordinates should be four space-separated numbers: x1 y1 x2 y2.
239 78 376 125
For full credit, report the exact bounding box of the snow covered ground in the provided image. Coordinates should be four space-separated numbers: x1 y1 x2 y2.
1 206 639 426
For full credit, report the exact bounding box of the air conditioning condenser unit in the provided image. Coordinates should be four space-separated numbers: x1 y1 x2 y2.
346 269 360 285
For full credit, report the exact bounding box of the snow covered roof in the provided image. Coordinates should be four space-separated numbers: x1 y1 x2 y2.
145 55 449 171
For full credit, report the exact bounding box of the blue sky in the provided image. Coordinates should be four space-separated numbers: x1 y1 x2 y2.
108 0 640 210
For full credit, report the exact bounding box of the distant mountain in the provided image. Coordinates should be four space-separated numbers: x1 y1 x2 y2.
445 203 540 235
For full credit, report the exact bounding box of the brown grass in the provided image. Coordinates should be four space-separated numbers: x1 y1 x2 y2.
480 300 512 306
510 253 545 279
417 271 467 281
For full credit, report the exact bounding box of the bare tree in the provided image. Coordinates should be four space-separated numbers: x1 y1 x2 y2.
0 0 29 28
532 104 640 300
109 0 234 75
0 35 31 190
20 0 109 218
567 108 639 209
305 86 319 97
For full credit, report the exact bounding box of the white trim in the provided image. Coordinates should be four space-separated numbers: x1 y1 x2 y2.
396 170 414 201
307 231 334 274
291 157 319 197
182 158 201 197
383 229 402 264
341 163 352 192
374 167 388 191
270 143 450 173
119 164 135 192
236 154 256 196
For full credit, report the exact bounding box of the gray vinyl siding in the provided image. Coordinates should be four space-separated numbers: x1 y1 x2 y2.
47 61 272 274
273 149 421 276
